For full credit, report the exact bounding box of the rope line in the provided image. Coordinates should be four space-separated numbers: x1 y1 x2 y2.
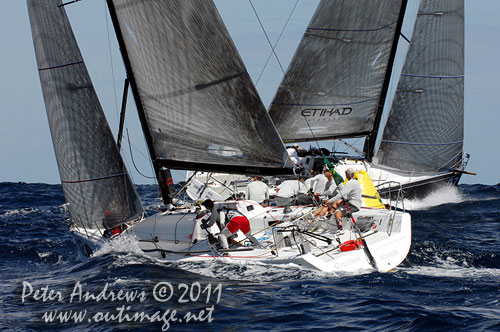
126 129 155 179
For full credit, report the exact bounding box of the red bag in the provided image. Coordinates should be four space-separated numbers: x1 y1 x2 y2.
339 239 363 252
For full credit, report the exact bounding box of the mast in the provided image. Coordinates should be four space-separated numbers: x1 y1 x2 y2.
106 0 171 205
363 0 408 161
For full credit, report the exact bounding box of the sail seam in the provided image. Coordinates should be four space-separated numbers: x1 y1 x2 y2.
194 72 248 90
401 74 464 79
307 21 397 33
62 172 127 184
38 60 83 71
145 72 249 100
380 140 463 146
272 97 377 107
304 32 391 44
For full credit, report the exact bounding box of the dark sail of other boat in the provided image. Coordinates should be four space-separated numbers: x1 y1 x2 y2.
27 0 144 231
374 0 464 174
268 0 469 199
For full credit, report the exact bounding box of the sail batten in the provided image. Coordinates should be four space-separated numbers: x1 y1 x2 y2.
27 0 144 230
375 0 464 173
269 0 405 143
108 0 291 177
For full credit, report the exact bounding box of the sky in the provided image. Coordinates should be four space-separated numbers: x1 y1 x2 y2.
0 0 498 186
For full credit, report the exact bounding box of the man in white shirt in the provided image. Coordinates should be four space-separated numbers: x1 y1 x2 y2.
304 170 318 191
201 199 223 231
286 143 302 166
310 168 341 198
312 168 361 231
245 176 269 204
275 178 307 206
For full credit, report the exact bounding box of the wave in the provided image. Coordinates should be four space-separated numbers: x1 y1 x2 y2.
401 184 465 210
399 265 500 279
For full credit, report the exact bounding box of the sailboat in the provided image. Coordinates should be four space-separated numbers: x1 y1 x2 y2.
27 0 411 273
269 0 469 199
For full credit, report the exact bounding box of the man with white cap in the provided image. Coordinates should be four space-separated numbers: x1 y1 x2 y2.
286 143 302 166
328 168 362 231
312 168 361 232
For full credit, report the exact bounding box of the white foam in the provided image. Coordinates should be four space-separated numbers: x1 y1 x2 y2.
173 259 367 282
37 251 51 258
401 265 500 279
399 184 465 210
0 208 40 217
93 233 144 257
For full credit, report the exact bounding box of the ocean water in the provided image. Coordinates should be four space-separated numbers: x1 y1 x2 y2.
1 182 499 331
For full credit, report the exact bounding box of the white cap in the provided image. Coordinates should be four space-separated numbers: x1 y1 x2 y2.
346 168 356 177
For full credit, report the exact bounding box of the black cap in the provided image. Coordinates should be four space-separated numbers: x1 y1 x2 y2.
201 199 214 209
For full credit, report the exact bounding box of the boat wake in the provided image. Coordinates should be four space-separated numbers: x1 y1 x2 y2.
93 233 145 258
400 265 500 279
174 260 365 282
402 184 465 210
400 241 500 280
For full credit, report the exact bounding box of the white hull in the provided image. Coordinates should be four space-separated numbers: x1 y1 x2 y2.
331 160 461 199
185 171 249 201
72 200 411 273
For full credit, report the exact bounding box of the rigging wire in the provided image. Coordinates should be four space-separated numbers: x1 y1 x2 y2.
255 0 299 86
248 0 322 152
126 129 155 179
105 1 158 188
104 2 120 122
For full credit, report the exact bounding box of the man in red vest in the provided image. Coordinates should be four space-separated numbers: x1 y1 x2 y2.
217 211 261 249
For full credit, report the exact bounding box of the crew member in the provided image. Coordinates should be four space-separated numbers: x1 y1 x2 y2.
246 176 269 204
312 168 361 231
215 211 261 249
275 177 308 206
201 199 224 231
287 143 302 165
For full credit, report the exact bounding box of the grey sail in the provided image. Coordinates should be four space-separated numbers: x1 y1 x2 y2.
269 0 405 142
27 0 144 230
375 0 464 173
108 0 291 176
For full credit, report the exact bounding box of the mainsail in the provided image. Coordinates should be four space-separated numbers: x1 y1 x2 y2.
375 0 464 173
27 0 144 230
269 0 406 143
107 0 291 178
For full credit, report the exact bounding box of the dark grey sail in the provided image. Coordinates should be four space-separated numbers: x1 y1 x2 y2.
375 0 464 173
107 0 291 177
27 0 144 230
269 0 405 143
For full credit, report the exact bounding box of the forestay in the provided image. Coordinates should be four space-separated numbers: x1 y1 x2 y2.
108 0 291 175
375 0 464 173
27 0 144 230
269 0 405 142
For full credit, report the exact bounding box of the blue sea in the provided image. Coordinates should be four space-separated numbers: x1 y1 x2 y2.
1 182 499 331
